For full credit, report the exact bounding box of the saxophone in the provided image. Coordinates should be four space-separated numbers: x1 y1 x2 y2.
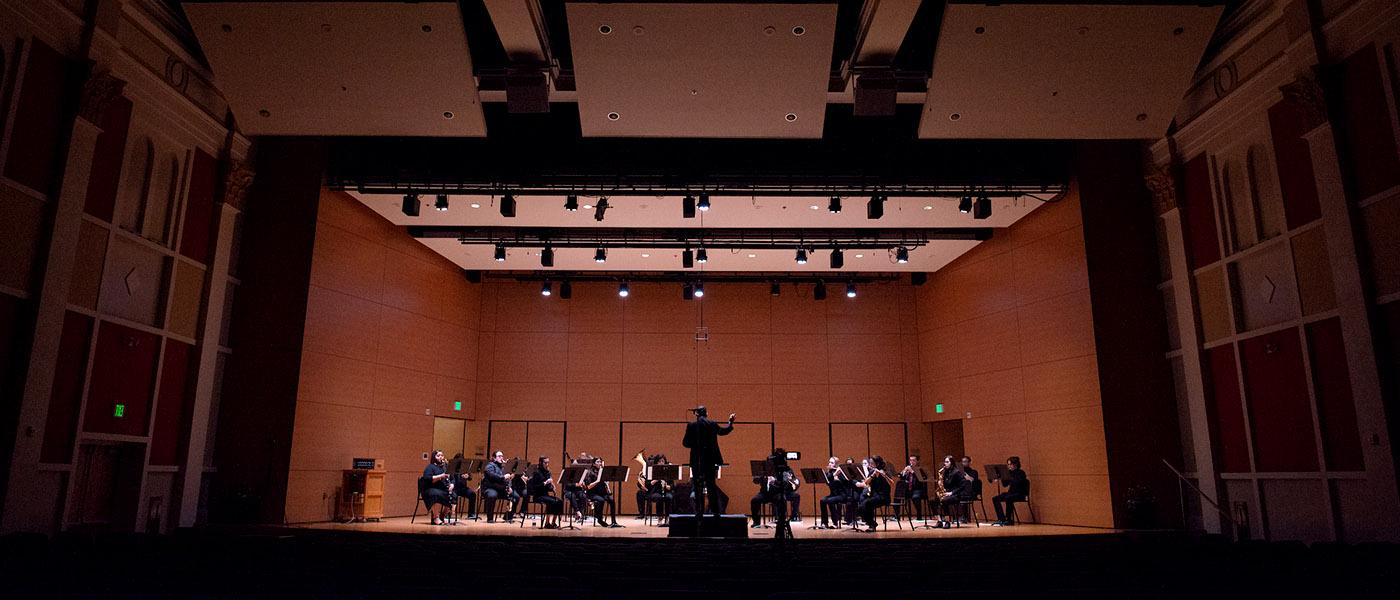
634 449 649 492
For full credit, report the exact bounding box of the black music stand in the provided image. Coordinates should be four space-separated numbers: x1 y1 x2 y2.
800 468 826 529
650 464 681 526
841 464 866 532
450 458 483 521
558 466 588 530
600 466 630 527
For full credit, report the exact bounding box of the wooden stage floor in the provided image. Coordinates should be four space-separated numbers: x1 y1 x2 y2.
296 515 1113 540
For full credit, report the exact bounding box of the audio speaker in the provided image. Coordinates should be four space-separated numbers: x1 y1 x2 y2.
853 70 897 117
911 272 928 286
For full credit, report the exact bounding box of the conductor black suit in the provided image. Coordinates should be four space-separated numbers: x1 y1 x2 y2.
682 407 733 518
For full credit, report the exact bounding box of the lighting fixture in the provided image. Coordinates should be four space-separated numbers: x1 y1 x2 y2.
973 195 991 220
434 194 449 211
697 193 711 212
470 203 481 209
500 194 516 217
494 244 506 262
618 282 630 297
922 205 933 211
814 281 827 301
830 248 844 269
795 249 808 265
594 246 607 263
559 281 572 299
682 284 694 300
594 198 610 221
770 282 781 296
682 248 694 269
683 195 696 218
829 196 841 213
540 281 552 296
959 195 972 213
846 282 857 298
809 205 820 210
696 248 708 263
693 282 705 298
896 247 909 263
401 193 420 217
867 195 884 219
565 195 579 211
541 245 554 267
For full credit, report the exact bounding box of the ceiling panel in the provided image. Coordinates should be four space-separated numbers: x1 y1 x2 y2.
919 3 1222 139
566 2 837 138
183 1 486 136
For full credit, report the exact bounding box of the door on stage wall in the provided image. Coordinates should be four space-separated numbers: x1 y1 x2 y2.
829 423 909 468
486 421 566 467
432 417 465 457
619 421 774 515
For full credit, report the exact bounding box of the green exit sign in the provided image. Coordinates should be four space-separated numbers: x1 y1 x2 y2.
114 404 125 417
453 401 462 411
935 403 944 414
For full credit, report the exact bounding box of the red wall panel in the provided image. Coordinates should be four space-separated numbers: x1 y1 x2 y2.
41 312 91 463
179 149 218 262
83 96 132 221
1337 45 1400 201
1180 154 1221 268
149 340 194 466
1206 344 1251 473
1267 98 1322 229
1239 328 1318 472
3 41 75 192
83 322 160 437
1305 318 1364 471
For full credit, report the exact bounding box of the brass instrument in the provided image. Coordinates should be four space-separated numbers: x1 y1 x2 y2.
634 449 649 492
934 465 949 499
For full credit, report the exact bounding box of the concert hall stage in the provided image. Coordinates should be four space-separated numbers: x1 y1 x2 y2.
296 515 1112 540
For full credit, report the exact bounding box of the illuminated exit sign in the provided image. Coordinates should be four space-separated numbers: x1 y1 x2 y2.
114 404 126 417
453 401 462 411
935 403 944 414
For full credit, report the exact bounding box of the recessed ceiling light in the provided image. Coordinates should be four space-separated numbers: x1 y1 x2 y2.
855 254 864 258
747 253 756 258
583 204 593 209
923 205 933 210
606 112 620 121
641 253 650 258
469 203 481 209
809 205 820 210
785 113 798 122
443 111 454 120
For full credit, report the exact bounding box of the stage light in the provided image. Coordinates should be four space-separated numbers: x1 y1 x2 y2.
682 248 694 269
697 248 708 263
866 195 884 219
494 244 506 262
974 195 991 220
830 248 844 269
770 282 781 296
402 194 420 217
500 194 516 217
697 193 711 212
814 281 827 301
795 249 808 265
829 196 841 213
434 194 449 211
541 245 554 267
896 247 909 263
846 282 857 298
560 281 572 299
594 246 607 263
565 195 579 211
683 195 696 218
594 197 609 221
683 284 694 300
693 282 705 298
541 281 552 296
618 282 630 298
959 195 972 213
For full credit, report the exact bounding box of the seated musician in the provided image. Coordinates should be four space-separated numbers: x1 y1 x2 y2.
633 451 654 521
959 456 982 524
992 456 1030 526
845 457 871 525
646 454 674 524
528 455 564 529
935 455 969 529
900 455 929 521
750 448 797 529
582 456 621 527
448 453 477 519
563 453 591 521
819 456 849 528
481 450 519 523
855 455 892 532
420 450 454 525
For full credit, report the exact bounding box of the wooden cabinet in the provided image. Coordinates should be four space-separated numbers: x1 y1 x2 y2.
338 469 384 521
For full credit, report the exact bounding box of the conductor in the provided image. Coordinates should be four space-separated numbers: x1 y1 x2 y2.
682 405 734 519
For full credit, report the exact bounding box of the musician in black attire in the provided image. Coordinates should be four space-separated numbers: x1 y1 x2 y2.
481 450 519 523
448 452 477 519
819 456 849 528
935 455 970 529
899 455 929 521
992 456 1030 526
528 456 564 529
582 456 621 527
856 455 892 532
645 454 674 524
420 450 454 525
681 405 734 519
958 456 982 524
749 448 799 528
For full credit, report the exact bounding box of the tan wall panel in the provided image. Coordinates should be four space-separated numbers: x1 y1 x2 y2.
918 326 958 381
1030 474 1112 527
959 369 1024 418
318 191 391 242
827 283 903 335
772 384 829 423
490 381 566 421
954 310 1021 376
623 282 698 333
491 331 569 382
963 414 1029 475
1022 355 1101 413
827 334 902 384
770 333 830 384
830 423 866 461
433 417 466 456
1014 226 1089 305
381 249 465 323
900 334 922 385
868 423 907 466
302 286 381 362
290 401 373 471
567 332 625 382
701 284 773 333
768 287 828 334
526 422 566 465
284 470 342 523
623 333 698 383
1017 289 1095 365
566 282 626 332
1008 191 1081 248
829 384 903 422
948 252 1019 324
487 421 527 457
298 351 376 409
697 333 772 384
566 421 621 463
1026 406 1109 476
369 410 434 474
699 383 773 422
774 422 828 473
309 222 385 303
566 382 622 421
621 383 697 421
494 282 571 333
